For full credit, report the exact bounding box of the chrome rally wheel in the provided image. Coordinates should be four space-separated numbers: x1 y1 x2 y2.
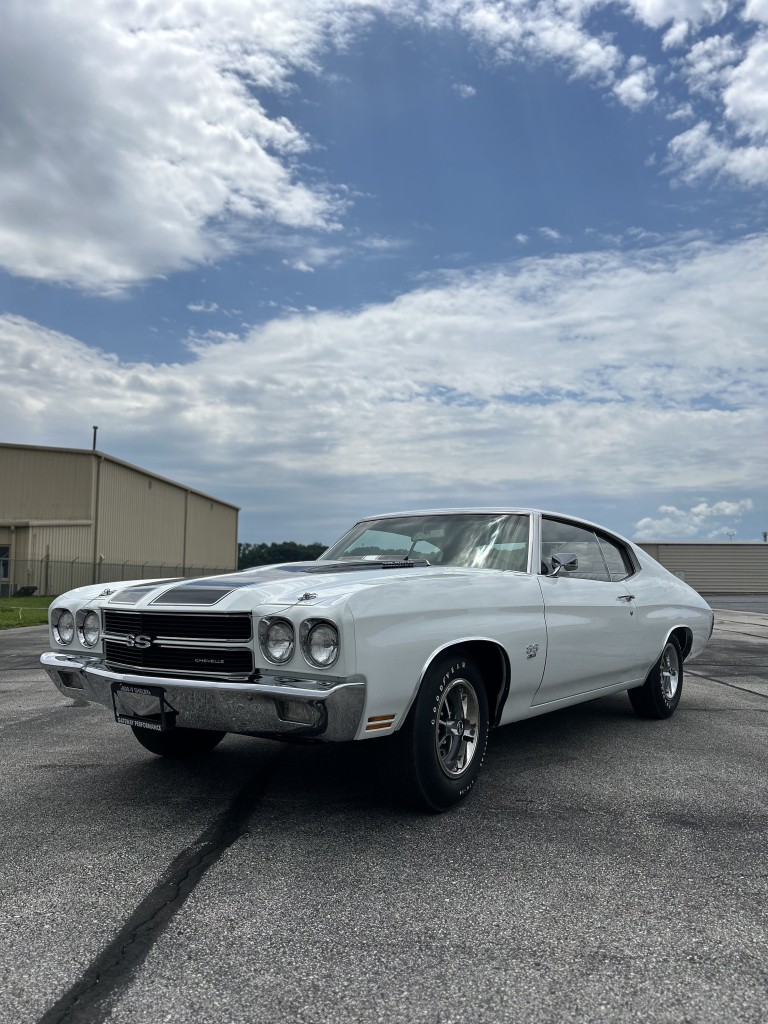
435 676 481 778
384 651 490 811
660 641 681 702
628 635 684 719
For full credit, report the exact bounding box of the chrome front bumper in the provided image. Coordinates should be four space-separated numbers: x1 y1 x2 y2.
41 652 366 741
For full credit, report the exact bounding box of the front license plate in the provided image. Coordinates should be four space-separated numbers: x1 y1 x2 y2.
111 682 177 732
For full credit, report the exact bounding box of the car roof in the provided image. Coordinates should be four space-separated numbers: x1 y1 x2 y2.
361 508 536 518
357 508 634 545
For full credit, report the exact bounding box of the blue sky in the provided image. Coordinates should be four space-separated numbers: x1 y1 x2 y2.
1 0 767 545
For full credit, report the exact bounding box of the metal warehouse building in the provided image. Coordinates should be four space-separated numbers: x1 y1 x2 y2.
637 541 768 595
0 443 239 596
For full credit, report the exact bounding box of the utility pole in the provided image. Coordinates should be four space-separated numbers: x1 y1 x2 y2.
91 428 102 583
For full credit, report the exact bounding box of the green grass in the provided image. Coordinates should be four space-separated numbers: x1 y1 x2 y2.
0 596 54 629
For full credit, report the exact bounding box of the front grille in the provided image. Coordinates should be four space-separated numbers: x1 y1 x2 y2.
104 641 253 676
102 610 254 678
103 611 252 642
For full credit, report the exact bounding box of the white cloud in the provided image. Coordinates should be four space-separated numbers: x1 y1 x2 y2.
622 0 728 31
0 0 393 292
668 122 727 180
452 83 477 98
723 35 768 140
613 58 657 108
440 1 767 186
634 499 754 539
669 120 768 185
188 301 220 313
282 258 316 272
744 0 768 23
2 235 767 533
3 0 768 295
668 32 768 184
449 1 622 79
662 20 691 48
684 33 742 98
667 101 695 120
357 236 408 253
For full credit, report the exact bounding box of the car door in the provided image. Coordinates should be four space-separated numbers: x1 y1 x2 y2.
532 517 642 706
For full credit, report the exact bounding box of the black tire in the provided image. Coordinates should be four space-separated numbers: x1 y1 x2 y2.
385 652 489 812
130 725 226 758
628 636 683 719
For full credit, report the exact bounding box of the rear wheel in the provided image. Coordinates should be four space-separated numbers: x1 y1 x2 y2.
628 636 683 719
385 652 489 811
130 725 226 758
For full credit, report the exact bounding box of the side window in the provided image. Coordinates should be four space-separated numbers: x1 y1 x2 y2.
596 535 634 581
478 514 529 572
540 519 610 582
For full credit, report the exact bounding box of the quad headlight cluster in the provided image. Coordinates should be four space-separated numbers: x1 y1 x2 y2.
51 608 100 648
258 617 340 669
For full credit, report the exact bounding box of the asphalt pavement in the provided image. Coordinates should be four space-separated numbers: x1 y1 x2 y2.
1 613 766 1024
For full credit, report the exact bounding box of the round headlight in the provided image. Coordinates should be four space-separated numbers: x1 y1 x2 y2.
259 618 295 664
302 622 339 669
80 610 100 647
53 609 75 646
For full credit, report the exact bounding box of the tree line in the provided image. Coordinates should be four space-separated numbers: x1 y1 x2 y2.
238 541 326 569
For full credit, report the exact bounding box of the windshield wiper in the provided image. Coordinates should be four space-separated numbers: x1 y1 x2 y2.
308 559 430 573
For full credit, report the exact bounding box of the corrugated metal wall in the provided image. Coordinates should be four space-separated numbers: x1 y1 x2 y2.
185 491 238 569
27 524 94 594
97 458 188 564
0 445 93 520
1 444 239 591
28 524 92 563
638 543 768 593
96 460 237 569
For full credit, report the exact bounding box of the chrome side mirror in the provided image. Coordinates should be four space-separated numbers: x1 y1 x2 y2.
551 552 578 577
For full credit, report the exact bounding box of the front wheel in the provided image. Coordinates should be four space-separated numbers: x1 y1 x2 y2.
628 636 683 719
384 653 489 812
130 725 226 758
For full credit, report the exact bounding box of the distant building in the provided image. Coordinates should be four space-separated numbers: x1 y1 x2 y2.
0 443 239 596
637 541 768 595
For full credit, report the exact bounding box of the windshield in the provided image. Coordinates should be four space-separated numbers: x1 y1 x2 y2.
321 513 530 571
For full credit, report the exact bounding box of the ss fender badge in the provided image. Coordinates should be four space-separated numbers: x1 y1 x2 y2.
526 643 539 659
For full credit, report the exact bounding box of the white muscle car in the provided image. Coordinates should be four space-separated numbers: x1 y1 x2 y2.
41 509 714 810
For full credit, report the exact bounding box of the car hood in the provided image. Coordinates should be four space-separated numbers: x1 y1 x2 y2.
90 561 474 611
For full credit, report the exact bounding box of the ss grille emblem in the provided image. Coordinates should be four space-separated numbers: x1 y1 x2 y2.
125 634 152 649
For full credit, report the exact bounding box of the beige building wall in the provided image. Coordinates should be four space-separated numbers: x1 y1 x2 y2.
639 543 768 594
1 443 238 592
0 445 93 520
96 457 189 565
185 491 238 570
26 524 93 593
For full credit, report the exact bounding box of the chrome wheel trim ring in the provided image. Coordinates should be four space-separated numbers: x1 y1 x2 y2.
661 643 681 701
434 677 480 778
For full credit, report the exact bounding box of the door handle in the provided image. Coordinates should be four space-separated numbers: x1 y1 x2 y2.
616 594 635 602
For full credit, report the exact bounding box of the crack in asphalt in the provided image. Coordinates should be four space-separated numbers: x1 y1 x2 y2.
37 751 284 1024
714 629 768 642
686 671 768 701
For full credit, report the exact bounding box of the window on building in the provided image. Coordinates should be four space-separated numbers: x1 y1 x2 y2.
0 545 9 580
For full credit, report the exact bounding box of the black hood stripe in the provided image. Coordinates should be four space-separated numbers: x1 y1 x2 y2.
112 560 431 608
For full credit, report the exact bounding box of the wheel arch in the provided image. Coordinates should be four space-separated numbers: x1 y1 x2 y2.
667 625 693 660
412 638 510 729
